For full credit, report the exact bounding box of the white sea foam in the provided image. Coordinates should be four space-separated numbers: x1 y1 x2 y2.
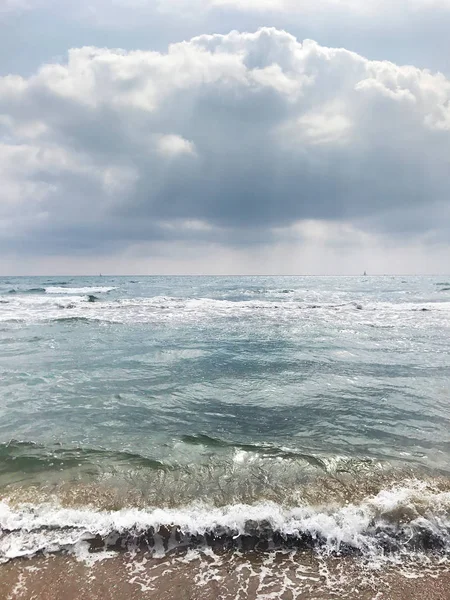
1 482 450 564
1 287 450 330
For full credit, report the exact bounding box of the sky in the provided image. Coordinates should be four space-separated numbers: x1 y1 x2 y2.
1 0 450 275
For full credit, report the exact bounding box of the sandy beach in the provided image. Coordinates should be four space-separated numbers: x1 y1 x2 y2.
2 549 450 600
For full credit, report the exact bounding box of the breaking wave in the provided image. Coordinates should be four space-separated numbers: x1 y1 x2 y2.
1 481 450 564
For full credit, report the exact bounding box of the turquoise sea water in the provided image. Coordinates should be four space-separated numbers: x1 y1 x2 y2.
1 275 450 566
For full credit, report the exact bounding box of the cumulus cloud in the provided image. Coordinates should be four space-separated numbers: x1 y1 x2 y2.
0 28 450 272
2 0 450 93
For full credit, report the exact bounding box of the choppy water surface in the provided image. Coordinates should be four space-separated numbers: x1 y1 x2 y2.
1 275 450 593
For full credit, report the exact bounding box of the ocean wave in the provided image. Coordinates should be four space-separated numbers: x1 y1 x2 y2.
6 288 46 295
0 438 426 512
45 287 116 295
50 316 98 324
180 434 358 469
0 442 166 482
1 481 450 564
0 439 376 485
1 292 450 327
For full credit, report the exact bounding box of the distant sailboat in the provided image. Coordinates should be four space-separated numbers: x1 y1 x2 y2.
363 271 367 276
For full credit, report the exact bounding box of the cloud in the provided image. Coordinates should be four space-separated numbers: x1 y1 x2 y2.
157 134 197 157
0 28 449 272
2 0 450 85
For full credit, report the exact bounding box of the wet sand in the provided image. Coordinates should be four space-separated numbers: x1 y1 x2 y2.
2 550 450 600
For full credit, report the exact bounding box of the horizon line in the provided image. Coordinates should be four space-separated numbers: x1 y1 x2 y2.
1 274 448 278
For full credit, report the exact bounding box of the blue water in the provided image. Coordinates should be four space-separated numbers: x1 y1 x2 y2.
0 275 449 486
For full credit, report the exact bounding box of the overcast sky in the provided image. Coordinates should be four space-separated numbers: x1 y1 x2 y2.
1 0 450 274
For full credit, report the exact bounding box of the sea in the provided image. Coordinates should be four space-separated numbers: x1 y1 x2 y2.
1 275 450 599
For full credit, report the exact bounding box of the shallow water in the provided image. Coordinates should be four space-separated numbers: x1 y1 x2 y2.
1 276 450 594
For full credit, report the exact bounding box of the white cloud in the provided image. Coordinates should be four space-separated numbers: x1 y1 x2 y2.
157 134 196 157
0 28 449 272
291 104 352 145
